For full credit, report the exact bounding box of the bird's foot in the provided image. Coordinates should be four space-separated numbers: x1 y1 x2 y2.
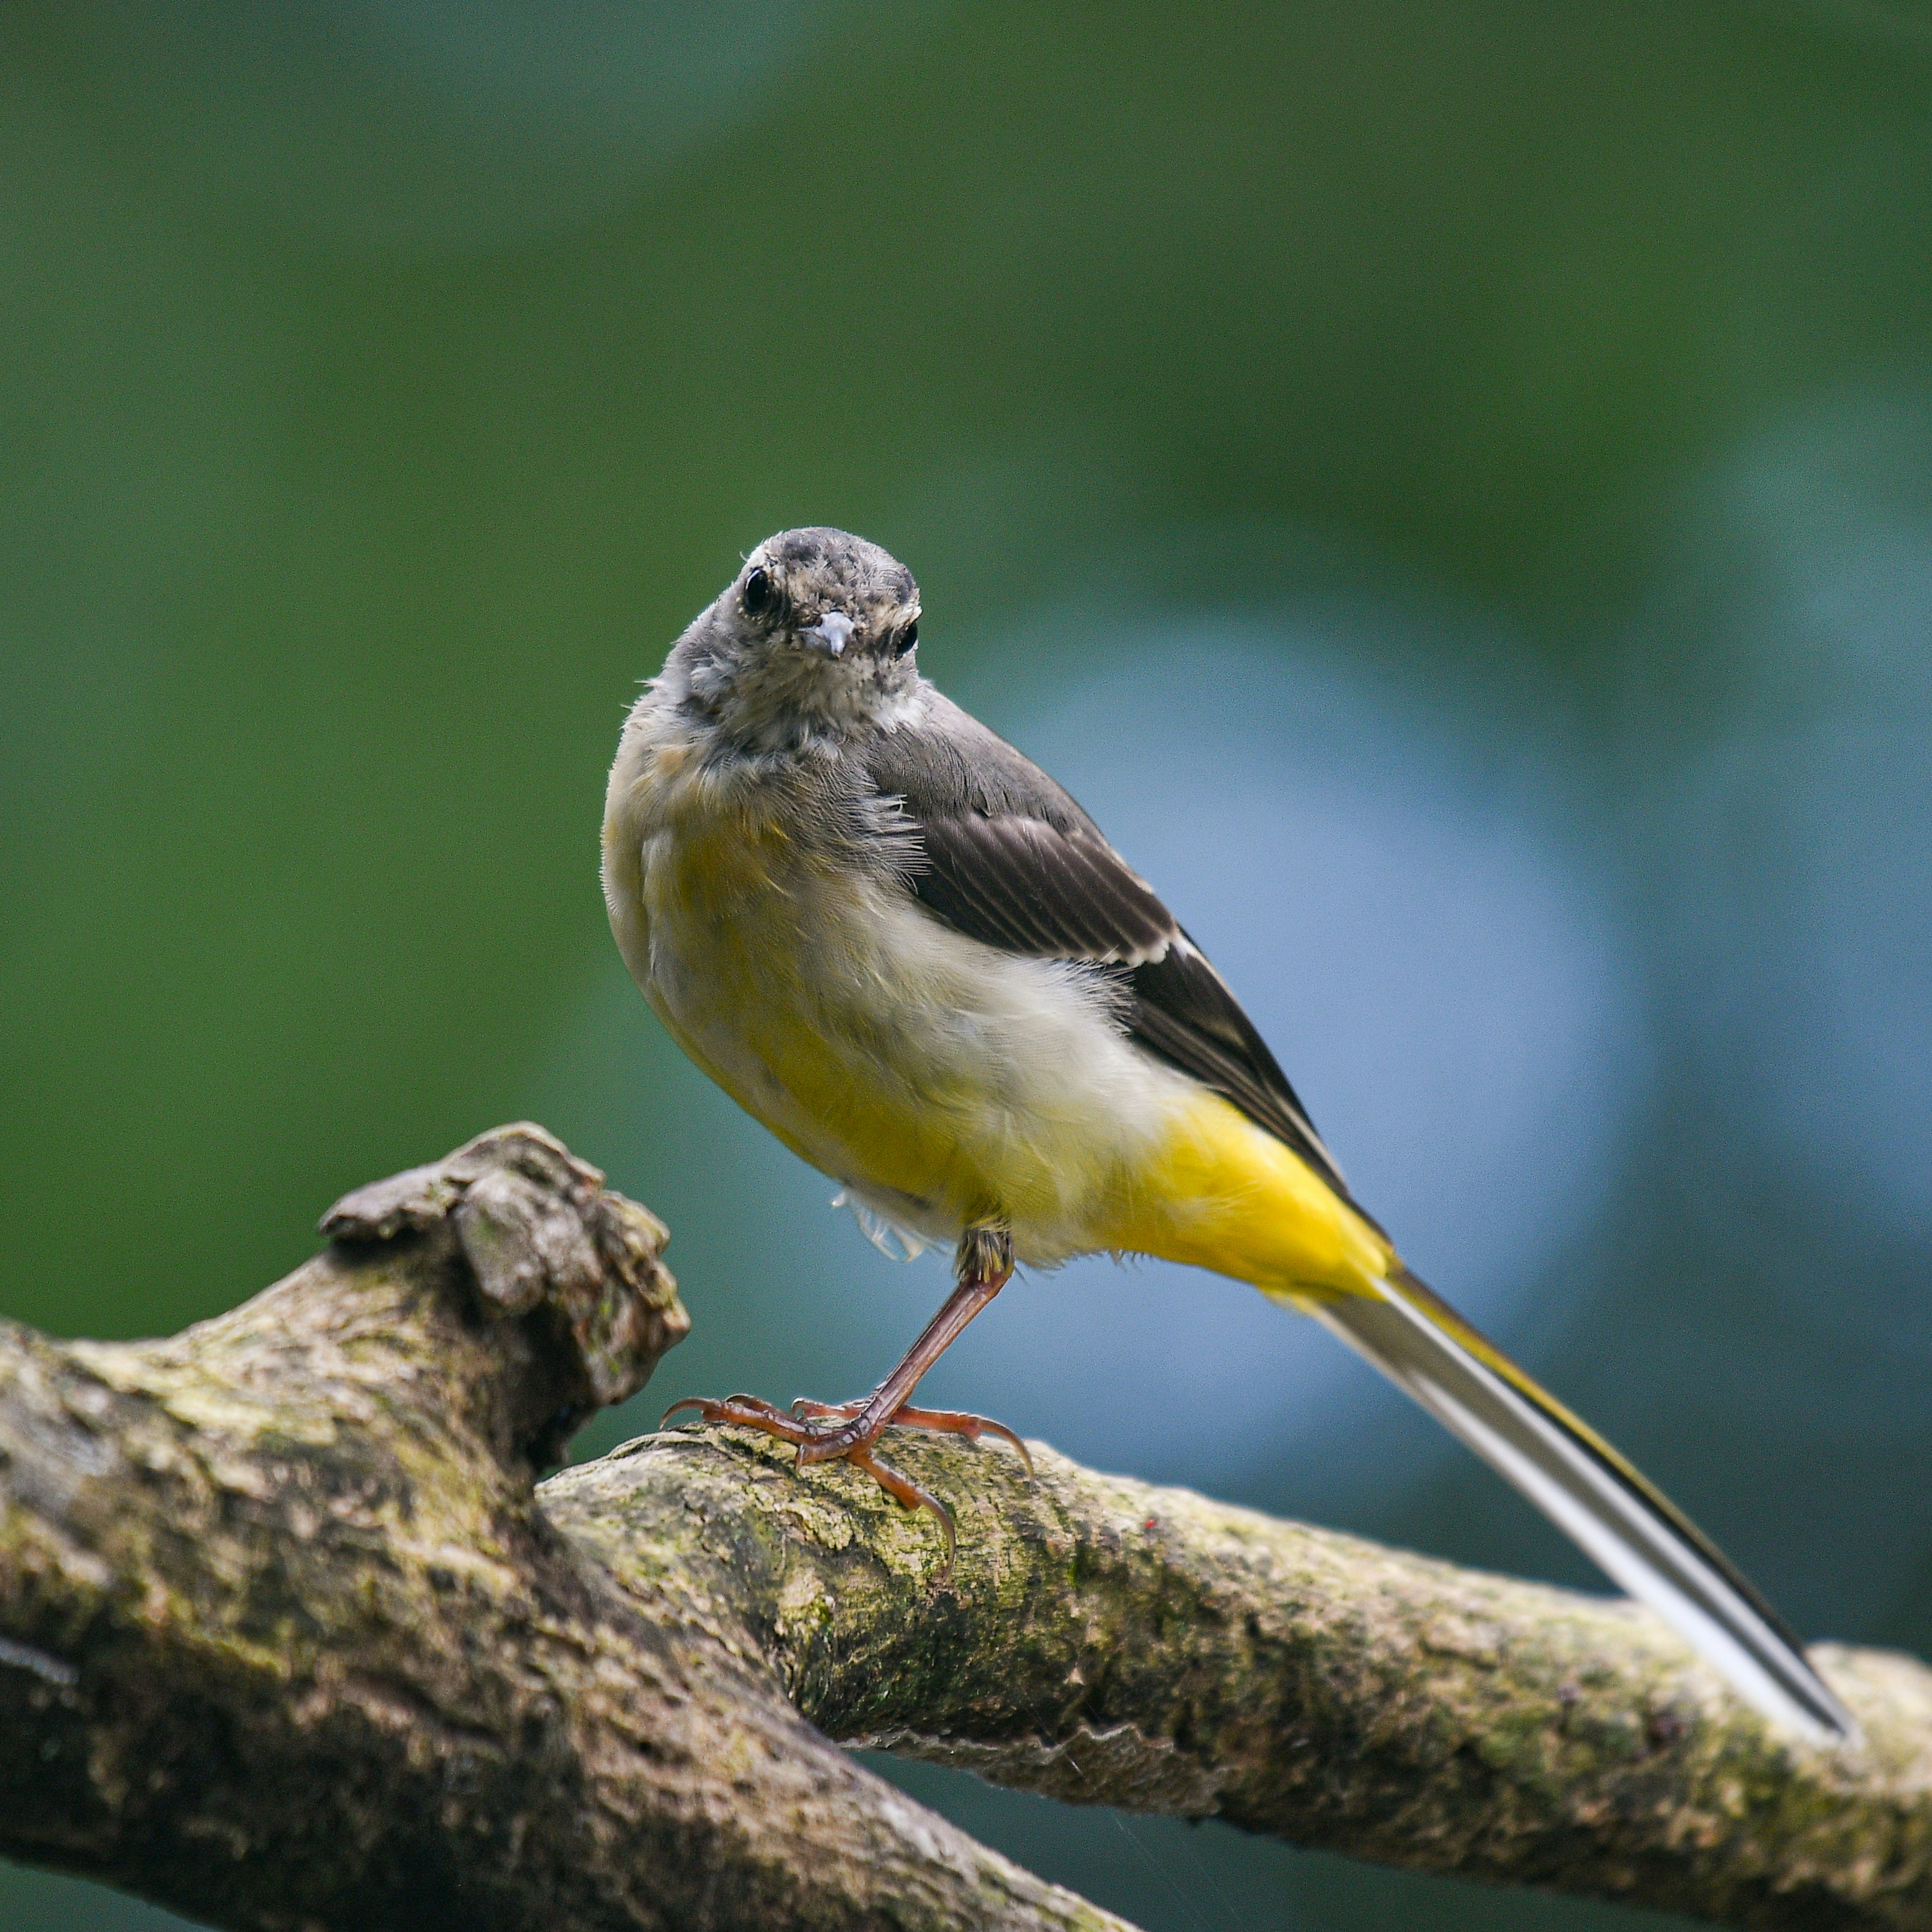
659 1390 1031 1567
787 1396 1034 1474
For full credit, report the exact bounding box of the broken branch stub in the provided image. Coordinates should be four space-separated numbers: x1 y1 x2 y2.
319 1121 688 1463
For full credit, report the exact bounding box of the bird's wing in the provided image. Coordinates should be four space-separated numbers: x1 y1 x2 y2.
865 695 1354 1201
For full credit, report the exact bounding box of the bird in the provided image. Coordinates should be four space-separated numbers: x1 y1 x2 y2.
602 525 1852 1743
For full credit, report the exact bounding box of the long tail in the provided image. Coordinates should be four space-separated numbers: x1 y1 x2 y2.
1303 1267 1853 1742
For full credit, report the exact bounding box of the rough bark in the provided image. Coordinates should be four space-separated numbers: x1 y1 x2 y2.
0 1126 1924 1931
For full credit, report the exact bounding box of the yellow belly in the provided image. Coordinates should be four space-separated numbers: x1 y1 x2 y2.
1097 1086 1398 1299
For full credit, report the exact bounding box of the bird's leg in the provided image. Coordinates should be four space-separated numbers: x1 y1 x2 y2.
791 1224 1014 1465
659 1226 1022 1546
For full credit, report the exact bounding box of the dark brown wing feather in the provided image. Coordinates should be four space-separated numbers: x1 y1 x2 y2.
910 813 1171 963
866 700 1355 1202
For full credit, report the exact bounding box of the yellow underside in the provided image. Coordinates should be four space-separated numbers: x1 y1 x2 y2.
1099 1086 1399 1300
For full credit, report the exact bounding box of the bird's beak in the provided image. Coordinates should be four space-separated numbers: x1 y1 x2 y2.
801 611 854 659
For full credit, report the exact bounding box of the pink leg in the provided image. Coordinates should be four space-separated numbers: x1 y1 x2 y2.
660 1226 1023 1553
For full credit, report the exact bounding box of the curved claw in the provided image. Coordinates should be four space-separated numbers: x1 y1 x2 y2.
918 1409 1033 1476
661 1393 772 1428
660 1393 815 1443
850 1444 956 1575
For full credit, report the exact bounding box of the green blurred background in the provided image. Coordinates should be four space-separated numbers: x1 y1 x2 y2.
5 2 1932 1926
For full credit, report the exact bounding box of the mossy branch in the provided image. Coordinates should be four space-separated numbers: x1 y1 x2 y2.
0 1126 1924 1931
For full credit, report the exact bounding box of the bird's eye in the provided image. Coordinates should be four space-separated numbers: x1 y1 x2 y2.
894 620 919 657
742 566 774 617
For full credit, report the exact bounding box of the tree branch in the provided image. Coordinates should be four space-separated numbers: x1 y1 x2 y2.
0 1126 1925 1931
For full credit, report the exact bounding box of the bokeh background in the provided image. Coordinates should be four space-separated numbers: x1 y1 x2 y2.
4 2 1931 1925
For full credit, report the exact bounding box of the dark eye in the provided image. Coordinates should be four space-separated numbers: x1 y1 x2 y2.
894 620 918 657
742 566 773 617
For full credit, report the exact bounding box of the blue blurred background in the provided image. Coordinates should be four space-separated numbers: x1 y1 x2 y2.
3 4 1930 1927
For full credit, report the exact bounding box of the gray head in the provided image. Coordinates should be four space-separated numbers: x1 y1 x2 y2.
670 528 923 752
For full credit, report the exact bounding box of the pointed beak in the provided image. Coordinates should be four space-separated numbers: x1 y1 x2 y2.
801 610 855 659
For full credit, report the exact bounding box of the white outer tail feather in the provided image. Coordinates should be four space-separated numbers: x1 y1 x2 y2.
1305 1276 1855 1745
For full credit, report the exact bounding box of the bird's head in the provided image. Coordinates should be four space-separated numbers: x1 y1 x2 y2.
673 528 923 750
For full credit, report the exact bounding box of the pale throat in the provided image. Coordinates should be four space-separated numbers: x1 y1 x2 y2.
692 650 924 756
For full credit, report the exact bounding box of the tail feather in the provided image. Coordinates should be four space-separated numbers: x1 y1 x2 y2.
1305 1268 1854 1743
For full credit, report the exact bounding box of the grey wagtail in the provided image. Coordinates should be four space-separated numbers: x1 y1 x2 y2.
603 527 1850 1742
